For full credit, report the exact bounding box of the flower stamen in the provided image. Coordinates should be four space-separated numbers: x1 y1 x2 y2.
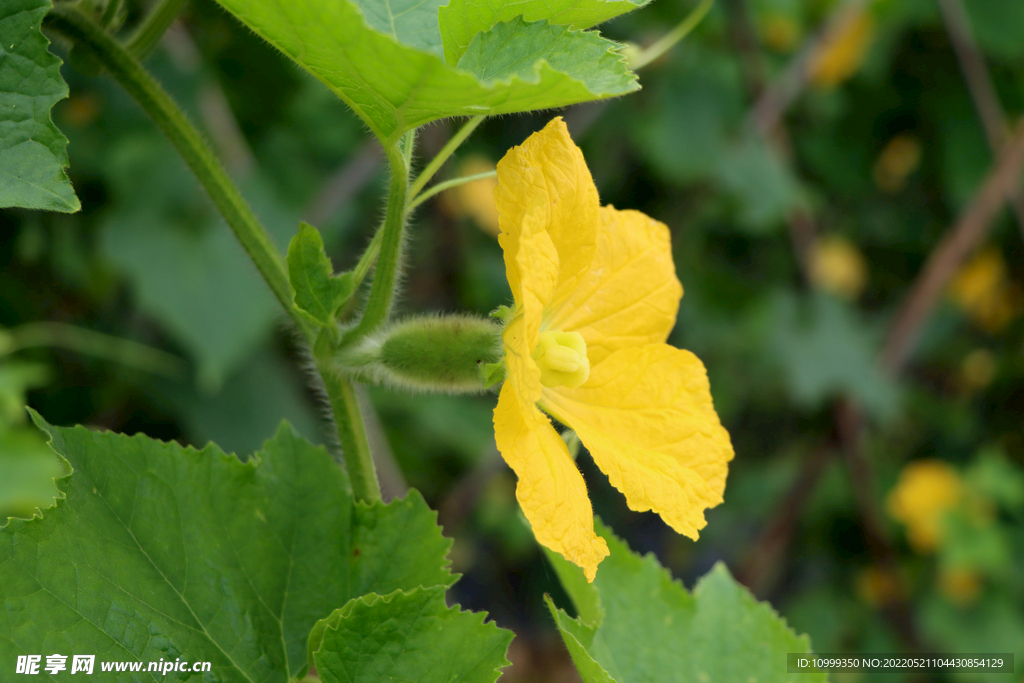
533 330 590 388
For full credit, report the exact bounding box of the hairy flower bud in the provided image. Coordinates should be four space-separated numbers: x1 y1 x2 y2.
336 314 503 393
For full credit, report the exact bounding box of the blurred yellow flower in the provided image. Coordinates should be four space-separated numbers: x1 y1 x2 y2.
938 567 982 605
440 155 500 236
492 118 734 580
873 134 922 193
854 565 902 607
949 248 1023 333
886 460 962 552
809 235 868 299
808 9 874 88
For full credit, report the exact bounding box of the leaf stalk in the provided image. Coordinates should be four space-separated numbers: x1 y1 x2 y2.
629 0 714 70
407 115 486 202
407 169 497 212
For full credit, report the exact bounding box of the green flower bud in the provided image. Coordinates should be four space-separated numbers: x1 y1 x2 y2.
336 314 503 393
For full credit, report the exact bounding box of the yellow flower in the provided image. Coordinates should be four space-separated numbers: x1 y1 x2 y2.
949 248 1023 333
491 118 734 580
807 9 874 88
886 460 962 552
854 565 902 607
809 235 868 300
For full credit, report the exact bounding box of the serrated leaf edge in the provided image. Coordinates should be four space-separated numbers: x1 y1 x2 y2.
457 18 638 93
0 1 80 212
308 585 513 679
225 0 638 143
352 489 461 589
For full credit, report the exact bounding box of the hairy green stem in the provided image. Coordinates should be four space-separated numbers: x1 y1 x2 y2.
408 169 497 212
46 1 387 501
629 0 714 70
341 144 409 346
319 365 380 503
0 322 187 379
46 4 384 501
407 115 485 202
124 0 188 60
45 5 310 339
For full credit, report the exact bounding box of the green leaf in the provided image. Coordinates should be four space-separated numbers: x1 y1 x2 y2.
288 222 355 326
209 0 638 143
439 0 649 64
311 586 512 683
1 414 456 682
0 0 79 212
458 18 634 96
547 520 826 683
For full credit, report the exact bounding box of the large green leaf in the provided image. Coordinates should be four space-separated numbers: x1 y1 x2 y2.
210 0 638 143
438 0 649 64
0 414 456 682
311 587 512 683
0 0 79 212
546 521 826 683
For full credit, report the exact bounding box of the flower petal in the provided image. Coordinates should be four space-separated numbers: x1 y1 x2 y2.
503 208 559 403
494 382 610 581
547 206 683 366
541 344 733 538
496 117 598 310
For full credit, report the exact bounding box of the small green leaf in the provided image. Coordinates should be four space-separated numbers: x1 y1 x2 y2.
438 0 649 64
210 0 639 143
480 360 505 389
1 414 456 682
311 587 512 683
458 18 635 97
0 0 79 212
547 520 827 683
489 304 513 323
287 222 355 327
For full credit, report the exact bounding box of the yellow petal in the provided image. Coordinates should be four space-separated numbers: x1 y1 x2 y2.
496 117 599 309
493 382 609 581
502 208 560 404
541 344 733 538
547 206 683 366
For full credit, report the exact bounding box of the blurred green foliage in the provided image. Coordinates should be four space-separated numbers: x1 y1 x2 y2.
4 0 1024 679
